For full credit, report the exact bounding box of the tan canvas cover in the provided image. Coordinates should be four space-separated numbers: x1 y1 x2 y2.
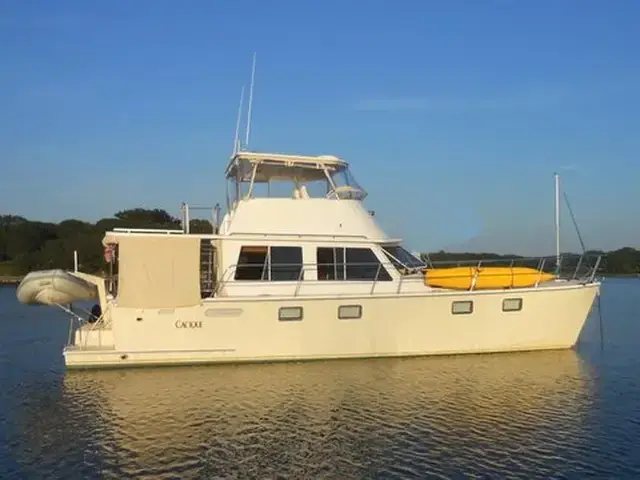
116 235 201 308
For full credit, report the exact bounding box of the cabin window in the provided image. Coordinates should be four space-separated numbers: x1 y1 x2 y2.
502 298 523 312
235 246 303 281
316 247 392 281
382 245 425 274
279 306 303 321
235 246 268 280
317 247 345 280
346 248 392 281
452 300 473 315
270 246 304 281
338 305 362 319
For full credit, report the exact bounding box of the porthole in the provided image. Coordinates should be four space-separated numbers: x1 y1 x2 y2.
502 298 523 312
279 306 303 321
452 300 473 315
338 305 362 319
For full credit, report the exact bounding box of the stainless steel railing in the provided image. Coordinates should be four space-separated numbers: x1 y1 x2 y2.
211 253 602 297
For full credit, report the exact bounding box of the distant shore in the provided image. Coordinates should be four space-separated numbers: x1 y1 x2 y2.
0 276 22 285
599 273 640 278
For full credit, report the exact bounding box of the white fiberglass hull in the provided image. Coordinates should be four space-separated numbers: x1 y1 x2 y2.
63 281 599 369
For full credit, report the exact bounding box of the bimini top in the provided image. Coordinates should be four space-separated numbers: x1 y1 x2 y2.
225 151 348 183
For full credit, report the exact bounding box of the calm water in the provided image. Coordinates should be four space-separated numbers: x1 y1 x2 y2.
1 279 640 479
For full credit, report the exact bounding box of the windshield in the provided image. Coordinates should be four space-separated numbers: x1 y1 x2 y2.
382 245 425 273
328 167 367 200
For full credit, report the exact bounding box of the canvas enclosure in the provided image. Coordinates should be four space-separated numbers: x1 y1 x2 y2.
115 235 201 308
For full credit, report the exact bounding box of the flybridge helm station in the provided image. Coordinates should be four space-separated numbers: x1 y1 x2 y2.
224 151 368 206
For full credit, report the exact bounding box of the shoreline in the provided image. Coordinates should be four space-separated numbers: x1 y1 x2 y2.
0 276 22 285
598 273 640 278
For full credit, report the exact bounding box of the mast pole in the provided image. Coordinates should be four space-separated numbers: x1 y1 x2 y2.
233 85 245 155
555 172 561 271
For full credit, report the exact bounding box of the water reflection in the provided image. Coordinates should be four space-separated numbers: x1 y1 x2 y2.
8 350 599 479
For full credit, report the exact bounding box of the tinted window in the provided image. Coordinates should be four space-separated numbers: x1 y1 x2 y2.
317 247 344 280
382 245 425 273
235 246 268 280
345 248 392 281
271 246 303 281
317 247 392 281
235 246 303 281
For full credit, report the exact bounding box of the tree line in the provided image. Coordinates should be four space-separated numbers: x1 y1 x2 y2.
0 209 213 277
1 209 639 277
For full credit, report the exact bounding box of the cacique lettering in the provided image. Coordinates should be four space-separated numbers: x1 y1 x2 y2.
174 320 203 329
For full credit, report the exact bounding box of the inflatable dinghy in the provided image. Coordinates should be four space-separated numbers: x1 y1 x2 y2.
16 269 99 306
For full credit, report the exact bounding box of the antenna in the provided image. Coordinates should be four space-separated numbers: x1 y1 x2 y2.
232 85 245 155
245 52 257 149
554 172 561 271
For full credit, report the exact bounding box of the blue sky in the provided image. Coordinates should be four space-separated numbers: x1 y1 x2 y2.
1 0 639 255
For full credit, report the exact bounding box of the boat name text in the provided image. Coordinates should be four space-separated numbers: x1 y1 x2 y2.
175 321 203 329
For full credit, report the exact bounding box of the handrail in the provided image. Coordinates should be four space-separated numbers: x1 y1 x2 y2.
113 228 184 234
219 255 602 278
294 267 305 296
213 253 602 296
370 263 382 294
225 232 371 239
535 258 547 287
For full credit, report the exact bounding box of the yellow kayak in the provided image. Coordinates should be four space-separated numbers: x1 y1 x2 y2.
424 266 556 290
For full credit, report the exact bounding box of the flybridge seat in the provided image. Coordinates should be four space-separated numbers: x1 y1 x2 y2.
293 185 310 199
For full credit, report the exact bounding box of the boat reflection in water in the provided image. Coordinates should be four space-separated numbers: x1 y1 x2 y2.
14 350 596 478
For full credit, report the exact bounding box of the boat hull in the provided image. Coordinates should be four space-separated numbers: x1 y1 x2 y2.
63 281 599 369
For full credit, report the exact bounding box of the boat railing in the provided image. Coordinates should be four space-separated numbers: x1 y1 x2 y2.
179 202 221 234
60 302 112 348
422 252 602 282
213 252 602 297
427 252 599 271
112 227 185 234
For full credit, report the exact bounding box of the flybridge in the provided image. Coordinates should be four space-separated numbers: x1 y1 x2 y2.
224 54 366 202
225 150 368 203
225 151 348 182
227 151 347 170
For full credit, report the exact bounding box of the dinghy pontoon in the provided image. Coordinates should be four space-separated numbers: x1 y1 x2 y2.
16 269 99 306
